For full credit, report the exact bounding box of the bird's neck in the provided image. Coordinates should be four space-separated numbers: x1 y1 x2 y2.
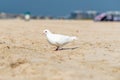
46 32 52 37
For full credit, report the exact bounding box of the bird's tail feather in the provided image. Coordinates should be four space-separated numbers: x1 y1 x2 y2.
71 36 77 41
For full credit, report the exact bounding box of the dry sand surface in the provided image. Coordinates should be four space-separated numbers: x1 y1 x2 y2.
0 19 120 80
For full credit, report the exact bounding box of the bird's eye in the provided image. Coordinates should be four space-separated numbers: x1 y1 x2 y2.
45 31 47 33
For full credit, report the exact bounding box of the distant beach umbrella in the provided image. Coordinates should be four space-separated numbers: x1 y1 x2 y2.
24 12 31 21
94 13 107 21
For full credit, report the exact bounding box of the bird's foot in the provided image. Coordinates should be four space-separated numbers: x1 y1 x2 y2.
55 47 63 51
55 48 59 51
55 47 59 51
55 47 61 51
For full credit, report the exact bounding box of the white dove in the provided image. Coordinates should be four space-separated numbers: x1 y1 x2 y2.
43 29 77 51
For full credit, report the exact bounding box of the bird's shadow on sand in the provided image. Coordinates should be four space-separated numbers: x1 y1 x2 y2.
59 47 79 51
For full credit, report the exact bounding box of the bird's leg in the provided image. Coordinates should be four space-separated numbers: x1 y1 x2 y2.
55 46 59 51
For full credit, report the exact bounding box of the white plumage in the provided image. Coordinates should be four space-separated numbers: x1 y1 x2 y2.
43 29 77 50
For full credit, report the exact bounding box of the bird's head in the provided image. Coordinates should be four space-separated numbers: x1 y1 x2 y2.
43 29 51 35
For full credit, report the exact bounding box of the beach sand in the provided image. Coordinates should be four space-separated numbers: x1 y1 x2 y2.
0 19 119 80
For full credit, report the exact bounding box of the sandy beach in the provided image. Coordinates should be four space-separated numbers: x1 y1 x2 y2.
0 19 120 80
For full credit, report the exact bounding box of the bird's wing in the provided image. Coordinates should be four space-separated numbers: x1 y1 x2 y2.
52 34 71 45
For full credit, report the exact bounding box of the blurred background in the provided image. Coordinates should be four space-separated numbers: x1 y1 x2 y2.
0 0 120 21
